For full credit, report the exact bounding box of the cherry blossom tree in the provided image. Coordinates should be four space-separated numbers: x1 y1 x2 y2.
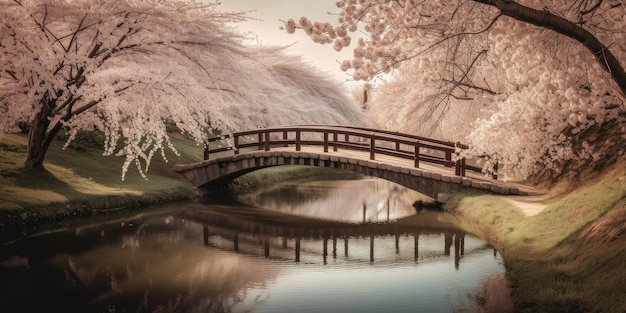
0 0 364 179
284 0 626 177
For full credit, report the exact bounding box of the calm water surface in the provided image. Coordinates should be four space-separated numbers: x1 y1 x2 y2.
0 171 508 313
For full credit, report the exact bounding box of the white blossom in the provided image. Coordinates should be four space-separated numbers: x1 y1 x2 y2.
0 0 365 179
284 0 626 178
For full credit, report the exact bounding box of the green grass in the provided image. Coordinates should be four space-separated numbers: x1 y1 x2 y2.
0 133 202 230
446 162 626 313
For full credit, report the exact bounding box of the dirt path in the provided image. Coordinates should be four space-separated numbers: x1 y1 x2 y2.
503 194 549 216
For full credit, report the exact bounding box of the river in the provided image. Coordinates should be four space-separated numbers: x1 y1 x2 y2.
0 168 509 313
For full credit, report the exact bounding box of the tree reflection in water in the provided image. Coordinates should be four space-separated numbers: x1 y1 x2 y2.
0 174 508 313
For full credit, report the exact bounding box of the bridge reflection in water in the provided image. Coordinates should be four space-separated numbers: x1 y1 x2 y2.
187 205 494 269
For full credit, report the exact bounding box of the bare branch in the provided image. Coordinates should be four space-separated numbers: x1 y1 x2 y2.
580 0 603 15
387 13 502 70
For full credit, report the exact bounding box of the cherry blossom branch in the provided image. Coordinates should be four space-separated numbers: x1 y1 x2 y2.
473 0 626 96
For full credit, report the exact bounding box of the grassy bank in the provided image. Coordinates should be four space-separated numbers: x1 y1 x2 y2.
446 161 626 312
0 133 202 242
2 133 625 312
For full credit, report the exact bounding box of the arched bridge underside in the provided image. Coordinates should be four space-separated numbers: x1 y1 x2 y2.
174 150 527 202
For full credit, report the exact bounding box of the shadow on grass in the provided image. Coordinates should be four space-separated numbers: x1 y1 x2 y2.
13 167 88 200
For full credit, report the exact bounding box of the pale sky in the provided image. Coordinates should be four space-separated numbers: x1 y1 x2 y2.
215 0 357 86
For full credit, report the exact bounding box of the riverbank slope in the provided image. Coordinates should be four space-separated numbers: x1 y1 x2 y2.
447 158 626 313
0 133 201 243
1 133 625 312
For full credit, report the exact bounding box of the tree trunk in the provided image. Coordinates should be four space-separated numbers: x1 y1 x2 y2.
24 116 50 170
24 98 56 170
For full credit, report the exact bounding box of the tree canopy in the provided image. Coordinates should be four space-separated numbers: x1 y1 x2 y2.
284 0 626 177
0 0 364 179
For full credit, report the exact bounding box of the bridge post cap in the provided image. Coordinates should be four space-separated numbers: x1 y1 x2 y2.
378 163 391 171
366 161 378 169
390 165 401 173
409 168 423 176
461 178 473 186
461 177 472 187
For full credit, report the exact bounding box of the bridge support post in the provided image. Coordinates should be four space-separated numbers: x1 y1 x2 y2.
455 157 466 176
203 144 210 160
453 142 463 172
258 133 263 150
264 132 270 151
234 136 239 155
414 234 419 262
370 133 375 160
323 132 328 152
370 235 375 262
295 238 301 262
363 202 367 223
296 130 301 151
414 140 420 168
333 132 338 152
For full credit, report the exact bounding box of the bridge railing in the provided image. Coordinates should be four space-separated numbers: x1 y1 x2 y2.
204 125 495 179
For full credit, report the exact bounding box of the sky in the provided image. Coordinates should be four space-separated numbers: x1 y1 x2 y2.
214 0 358 86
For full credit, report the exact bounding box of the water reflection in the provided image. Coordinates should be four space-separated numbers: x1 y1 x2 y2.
0 173 509 313
236 173 425 223
0 211 277 313
0 204 504 313
192 206 476 268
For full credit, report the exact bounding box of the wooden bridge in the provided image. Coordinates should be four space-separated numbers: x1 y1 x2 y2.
173 125 530 202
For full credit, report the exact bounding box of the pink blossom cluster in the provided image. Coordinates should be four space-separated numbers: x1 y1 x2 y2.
286 0 626 177
1 0 364 179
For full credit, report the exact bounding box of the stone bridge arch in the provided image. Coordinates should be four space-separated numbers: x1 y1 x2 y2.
173 150 523 202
